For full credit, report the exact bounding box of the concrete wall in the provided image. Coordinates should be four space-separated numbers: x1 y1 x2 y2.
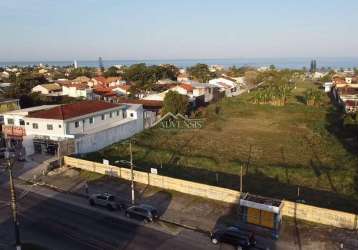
74 118 143 154
64 156 358 230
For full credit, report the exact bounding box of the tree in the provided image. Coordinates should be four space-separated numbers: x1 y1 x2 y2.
103 66 120 77
161 90 189 115
187 63 214 82
354 67 358 75
6 72 48 98
68 67 96 79
244 70 259 86
310 60 317 73
122 63 179 94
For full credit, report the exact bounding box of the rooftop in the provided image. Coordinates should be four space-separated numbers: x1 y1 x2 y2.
27 101 122 120
38 83 62 91
3 105 59 116
0 98 19 104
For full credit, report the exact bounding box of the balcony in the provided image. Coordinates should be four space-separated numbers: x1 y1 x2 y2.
2 125 26 137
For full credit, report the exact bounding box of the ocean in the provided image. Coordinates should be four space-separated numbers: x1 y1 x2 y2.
1 58 358 69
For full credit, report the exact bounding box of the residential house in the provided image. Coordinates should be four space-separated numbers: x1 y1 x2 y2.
62 83 93 99
0 71 10 79
73 76 91 83
113 85 131 96
93 86 118 102
177 73 191 82
31 83 62 95
21 101 144 155
209 77 240 97
116 99 161 128
0 98 20 136
2 105 58 152
332 83 358 113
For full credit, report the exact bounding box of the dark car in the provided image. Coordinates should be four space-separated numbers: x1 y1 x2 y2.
125 204 159 223
210 226 256 250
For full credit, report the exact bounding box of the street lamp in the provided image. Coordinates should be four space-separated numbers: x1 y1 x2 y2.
116 139 135 205
4 150 21 250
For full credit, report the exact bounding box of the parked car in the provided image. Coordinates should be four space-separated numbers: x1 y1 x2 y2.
210 226 256 250
125 204 159 223
0 148 16 159
88 193 120 211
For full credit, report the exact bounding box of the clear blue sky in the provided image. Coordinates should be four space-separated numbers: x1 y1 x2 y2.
1 0 357 61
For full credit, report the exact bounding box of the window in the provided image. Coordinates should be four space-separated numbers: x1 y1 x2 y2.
7 118 14 125
75 121 79 128
109 112 113 118
101 114 105 120
116 110 120 116
59 124 62 128
47 124 53 130
19 119 25 126
32 123 38 129
89 117 94 124
123 111 127 119
130 113 134 117
26 122 30 125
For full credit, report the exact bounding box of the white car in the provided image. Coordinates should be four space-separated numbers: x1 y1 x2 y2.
89 193 119 211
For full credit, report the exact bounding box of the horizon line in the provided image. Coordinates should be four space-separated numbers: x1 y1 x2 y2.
2 56 358 63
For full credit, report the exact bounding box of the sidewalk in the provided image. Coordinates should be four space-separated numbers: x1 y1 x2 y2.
21 166 358 250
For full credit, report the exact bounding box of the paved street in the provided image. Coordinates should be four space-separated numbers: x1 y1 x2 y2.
0 186 226 250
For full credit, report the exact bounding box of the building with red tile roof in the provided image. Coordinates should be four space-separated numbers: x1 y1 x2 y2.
27 101 121 120
22 100 145 155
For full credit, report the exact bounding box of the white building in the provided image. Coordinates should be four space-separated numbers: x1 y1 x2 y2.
32 83 62 95
23 101 144 155
2 105 59 155
209 77 240 97
62 83 93 99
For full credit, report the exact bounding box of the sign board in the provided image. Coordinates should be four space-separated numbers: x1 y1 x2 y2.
150 168 158 175
103 159 109 165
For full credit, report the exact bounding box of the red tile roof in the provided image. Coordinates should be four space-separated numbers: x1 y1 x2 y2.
62 82 89 90
27 101 121 120
179 83 193 92
117 99 163 108
94 76 107 84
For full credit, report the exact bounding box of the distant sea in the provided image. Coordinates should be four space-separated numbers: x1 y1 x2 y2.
1 58 358 69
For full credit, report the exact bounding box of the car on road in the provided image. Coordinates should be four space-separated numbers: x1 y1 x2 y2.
125 204 159 223
210 226 256 250
88 193 120 211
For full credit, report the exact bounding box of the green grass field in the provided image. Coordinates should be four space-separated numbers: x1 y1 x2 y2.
83 80 358 213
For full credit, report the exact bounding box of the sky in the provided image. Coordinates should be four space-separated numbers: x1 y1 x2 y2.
0 0 357 61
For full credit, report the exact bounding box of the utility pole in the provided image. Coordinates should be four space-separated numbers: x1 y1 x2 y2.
240 165 243 194
6 153 21 250
57 140 61 167
129 140 135 205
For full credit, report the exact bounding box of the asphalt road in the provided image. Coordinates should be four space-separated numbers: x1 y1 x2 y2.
0 187 223 250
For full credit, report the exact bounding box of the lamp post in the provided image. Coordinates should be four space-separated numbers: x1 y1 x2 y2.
5 151 21 250
129 140 135 205
116 139 135 205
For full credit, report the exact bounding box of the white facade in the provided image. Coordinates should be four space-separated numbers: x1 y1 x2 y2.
62 85 93 99
209 78 240 97
209 77 236 87
75 104 144 154
32 84 61 95
32 85 49 94
2 105 59 155
22 104 144 155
